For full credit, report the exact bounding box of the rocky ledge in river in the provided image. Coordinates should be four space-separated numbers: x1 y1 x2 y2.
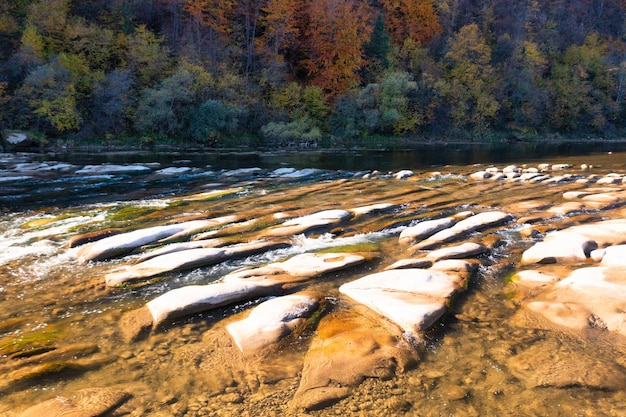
13 161 626 415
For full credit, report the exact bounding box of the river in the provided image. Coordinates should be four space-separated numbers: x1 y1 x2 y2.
2 143 626 416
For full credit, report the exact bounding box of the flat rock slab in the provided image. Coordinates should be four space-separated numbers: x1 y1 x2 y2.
224 252 366 282
410 211 512 250
73 217 238 261
146 279 283 325
340 269 466 335
521 232 597 264
17 388 131 417
521 266 626 335
226 292 321 354
106 240 287 285
144 252 364 325
599 245 626 266
423 242 487 261
350 203 399 216
292 310 418 411
76 164 151 174
523 220 626 264
135 238 226 263
399 217 456 244
262 209 353 237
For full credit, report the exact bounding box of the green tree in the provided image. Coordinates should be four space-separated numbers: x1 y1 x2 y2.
17 58 82 134
547 33 618 131
439 23 500 133
362 12 391 83
189 99 245 144
121 25 171 87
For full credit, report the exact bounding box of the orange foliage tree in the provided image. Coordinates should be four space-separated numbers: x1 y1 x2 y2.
302 0 373 97
260 0 299 79
380 0 442 45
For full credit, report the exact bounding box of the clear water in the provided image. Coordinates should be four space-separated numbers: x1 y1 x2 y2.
2 146 626 416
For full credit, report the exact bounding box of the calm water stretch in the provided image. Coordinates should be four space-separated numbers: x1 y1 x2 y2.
2 143 626 416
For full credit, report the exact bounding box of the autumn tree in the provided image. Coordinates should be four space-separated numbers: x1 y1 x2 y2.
439 23 499 132
380 0 441 45
302 0 373 96
259 0 299 82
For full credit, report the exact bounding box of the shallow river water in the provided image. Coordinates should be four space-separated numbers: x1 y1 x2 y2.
2 145 626 416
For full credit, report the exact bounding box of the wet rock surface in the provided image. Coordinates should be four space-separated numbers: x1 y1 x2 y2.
3 155 626 416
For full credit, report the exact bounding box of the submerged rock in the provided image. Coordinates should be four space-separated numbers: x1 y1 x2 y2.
507 340 626 390
17 388 131 417
291 310 418 411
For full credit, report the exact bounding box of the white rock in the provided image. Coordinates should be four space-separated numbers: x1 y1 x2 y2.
226 293 320 354
395 170 414 180
600 245 626 266
106 247 226 286
73 218 237 261
469 171 491 180
272 167 296 175
350 203 397 216
340 269 464 334
76 164 151 174
264 209 352 237
521 231 597 265
146 280 282 324
551 164 571 171
411 211 512 250
221 167 262 177
280 168 322 178
426 242 487 262
399 217 456 244
154 167 192 175
105 240 286 285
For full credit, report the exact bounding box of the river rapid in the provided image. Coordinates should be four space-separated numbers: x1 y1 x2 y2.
2 146 626 416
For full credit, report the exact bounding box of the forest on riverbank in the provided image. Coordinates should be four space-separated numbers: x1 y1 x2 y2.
1 0 626 149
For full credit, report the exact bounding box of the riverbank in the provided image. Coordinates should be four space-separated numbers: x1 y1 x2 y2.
4 128 626 155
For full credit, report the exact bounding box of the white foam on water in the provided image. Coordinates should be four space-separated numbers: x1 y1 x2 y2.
0 212 105 267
